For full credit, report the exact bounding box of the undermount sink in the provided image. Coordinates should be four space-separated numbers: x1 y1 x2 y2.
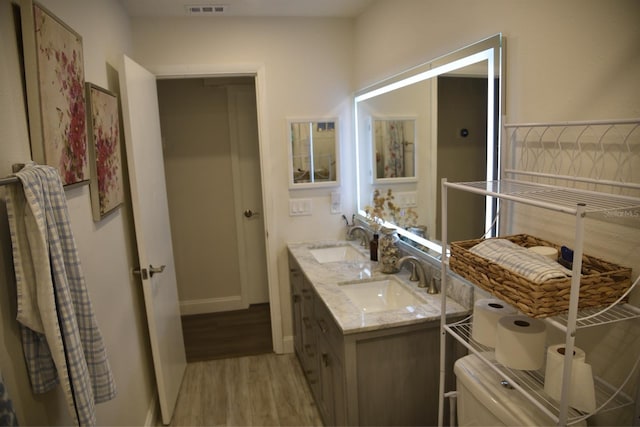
339 276 424 313
310 245 366 263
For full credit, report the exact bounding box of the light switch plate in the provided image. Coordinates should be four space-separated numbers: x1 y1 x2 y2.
396 191 418 208
289 198 312 216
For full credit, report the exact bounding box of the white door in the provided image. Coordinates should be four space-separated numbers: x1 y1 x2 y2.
118 54 187 425
228 84 270 304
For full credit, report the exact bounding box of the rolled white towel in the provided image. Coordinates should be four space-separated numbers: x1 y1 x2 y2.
470 238 572 283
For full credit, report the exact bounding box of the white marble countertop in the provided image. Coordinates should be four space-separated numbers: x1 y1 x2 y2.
287 240 470 335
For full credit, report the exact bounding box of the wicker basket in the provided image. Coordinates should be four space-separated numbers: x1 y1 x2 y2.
449 234 632 318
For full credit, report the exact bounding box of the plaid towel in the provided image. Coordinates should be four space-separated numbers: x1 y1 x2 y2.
5 164 116 426
470 238 572 284
0 371 18 426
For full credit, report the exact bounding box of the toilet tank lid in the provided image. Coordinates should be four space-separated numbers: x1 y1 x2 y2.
454 353 585 426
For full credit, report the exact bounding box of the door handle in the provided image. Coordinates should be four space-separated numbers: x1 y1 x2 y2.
133 265 165 279
243 209 260 218
133 267 149 280
149 264 166 277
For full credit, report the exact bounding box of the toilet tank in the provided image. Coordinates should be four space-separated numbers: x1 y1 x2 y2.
454 353 587 426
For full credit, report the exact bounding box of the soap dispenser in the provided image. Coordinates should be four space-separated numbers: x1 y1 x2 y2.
370 233 379 261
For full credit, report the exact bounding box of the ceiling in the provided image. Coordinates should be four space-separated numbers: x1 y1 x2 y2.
118 0 375 17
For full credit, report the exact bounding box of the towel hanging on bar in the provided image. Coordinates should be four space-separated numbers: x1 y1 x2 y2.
0 370 18 426
4 163 116 426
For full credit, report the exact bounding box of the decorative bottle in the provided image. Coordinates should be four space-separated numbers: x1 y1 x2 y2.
379 227 400 273
369 233 379 261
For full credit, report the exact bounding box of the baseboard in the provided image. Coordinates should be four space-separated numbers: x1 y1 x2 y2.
281 334 294 354
179 295 246 316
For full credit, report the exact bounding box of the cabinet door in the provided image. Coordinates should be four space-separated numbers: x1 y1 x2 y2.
317 334 334 425
300 277 319 396
314 295 346 426
318 334 346 427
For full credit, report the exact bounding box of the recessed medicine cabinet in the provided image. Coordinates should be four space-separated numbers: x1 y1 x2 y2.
288 119 339 189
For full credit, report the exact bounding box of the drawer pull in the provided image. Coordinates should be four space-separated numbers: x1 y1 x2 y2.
305 344 315 357
322 352 330 367
318 319 328 334
303 317 312 329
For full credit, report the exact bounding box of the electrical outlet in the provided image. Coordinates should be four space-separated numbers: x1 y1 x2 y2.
331 191 341 214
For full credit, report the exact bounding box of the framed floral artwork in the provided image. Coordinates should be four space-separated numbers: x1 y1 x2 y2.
86 83 124 221
20 1 88 186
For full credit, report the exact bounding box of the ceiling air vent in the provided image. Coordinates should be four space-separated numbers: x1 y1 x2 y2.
186 5 227 15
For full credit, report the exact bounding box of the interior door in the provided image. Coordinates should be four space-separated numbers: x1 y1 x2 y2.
228 84 269 304
118 54 187 425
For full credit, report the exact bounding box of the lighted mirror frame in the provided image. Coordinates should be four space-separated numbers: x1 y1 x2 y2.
372 116 418 184
354 34 504 255
288 118 340 189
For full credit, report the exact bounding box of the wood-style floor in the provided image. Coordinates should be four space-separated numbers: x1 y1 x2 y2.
181 303 273 362
173 304 323 426
170 353 323 426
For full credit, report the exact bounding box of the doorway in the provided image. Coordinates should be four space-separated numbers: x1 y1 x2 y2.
156 76 271 360
435 75 488 242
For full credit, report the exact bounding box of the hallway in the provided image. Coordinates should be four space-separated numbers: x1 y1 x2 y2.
181 303 272 362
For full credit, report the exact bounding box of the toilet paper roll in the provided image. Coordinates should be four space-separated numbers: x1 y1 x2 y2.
544 344 596 413
528 245 559 260
471 299 517 348
495 315 547 370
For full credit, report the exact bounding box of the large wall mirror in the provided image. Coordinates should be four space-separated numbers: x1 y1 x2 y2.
355 34 504 255
289 119 339 188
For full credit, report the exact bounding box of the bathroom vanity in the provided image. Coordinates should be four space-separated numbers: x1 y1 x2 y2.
288 241 468 426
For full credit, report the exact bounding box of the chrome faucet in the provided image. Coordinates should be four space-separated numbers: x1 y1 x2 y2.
347 225 369 247
395 256 439 294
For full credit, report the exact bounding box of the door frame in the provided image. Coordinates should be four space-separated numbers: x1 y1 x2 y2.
152 64 282 353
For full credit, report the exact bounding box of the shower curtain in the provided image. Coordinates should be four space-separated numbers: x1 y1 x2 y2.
292 123 311 182
380 120 405 178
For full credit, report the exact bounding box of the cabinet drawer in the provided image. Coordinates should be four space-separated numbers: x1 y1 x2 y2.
313 293 343 356
288 254 303 293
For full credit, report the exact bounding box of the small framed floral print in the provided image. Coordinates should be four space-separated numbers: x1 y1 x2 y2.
21 1 88 186
86 83 124 221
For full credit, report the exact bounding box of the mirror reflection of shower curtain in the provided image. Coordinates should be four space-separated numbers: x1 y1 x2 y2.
381 120 405 178
292 123 312 182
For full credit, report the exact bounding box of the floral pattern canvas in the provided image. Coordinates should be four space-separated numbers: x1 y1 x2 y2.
86 84 124 221
33 3 88 185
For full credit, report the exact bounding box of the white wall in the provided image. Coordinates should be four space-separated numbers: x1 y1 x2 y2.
355 0 640 121
0 1 156 425
129 16 356 347
354 1 640 425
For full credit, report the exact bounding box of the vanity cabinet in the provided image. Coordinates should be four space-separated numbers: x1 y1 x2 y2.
289 256 319 395
288 252 462 426
289 253 345 425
